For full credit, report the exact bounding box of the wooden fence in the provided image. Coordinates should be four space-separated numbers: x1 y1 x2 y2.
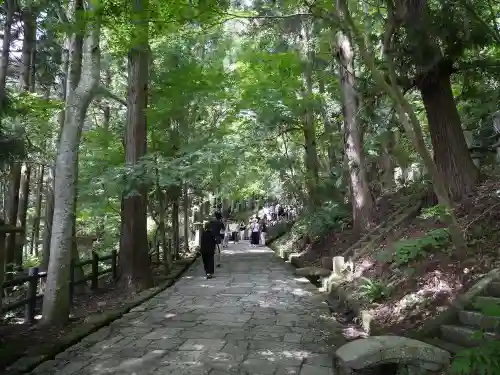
1 250 117 323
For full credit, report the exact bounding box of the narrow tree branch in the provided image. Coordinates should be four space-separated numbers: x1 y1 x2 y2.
96 86 127 106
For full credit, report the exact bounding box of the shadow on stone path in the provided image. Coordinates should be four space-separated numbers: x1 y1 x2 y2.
30 242 346 375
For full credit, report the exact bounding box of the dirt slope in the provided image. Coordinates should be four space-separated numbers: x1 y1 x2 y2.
274 179 500 335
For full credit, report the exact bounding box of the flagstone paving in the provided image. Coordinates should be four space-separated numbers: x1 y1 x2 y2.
29 242 346 375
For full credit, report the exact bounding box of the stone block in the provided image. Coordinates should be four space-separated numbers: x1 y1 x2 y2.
334 336 451 373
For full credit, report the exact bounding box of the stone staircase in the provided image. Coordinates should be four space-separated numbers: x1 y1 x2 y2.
425 279 500 354
341 204 420 262
292 204 421 291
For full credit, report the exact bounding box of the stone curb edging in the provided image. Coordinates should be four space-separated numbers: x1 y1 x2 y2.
5 253 200 375
266 223 322 283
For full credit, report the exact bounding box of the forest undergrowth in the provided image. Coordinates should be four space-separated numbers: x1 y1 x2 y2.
274 178 500 335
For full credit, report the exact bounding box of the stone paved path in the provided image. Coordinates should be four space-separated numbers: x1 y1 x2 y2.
30 242 346 375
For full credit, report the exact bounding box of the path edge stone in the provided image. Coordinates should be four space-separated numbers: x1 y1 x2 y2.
5 254 200 375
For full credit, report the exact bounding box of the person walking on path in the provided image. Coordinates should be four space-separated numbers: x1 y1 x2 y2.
209 212 225 268
230 221 239 243
259 217 267 245
250 217 260 247
223 219 231 248
239 221 246 242
200 222 216 279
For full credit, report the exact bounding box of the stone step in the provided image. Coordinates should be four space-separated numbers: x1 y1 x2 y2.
487 282 500 298
425 337 466 354
472 296 500 311
458 310 500 332
440 324 499 347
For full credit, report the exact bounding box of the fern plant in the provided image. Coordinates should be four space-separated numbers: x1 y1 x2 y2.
451 342 500 375
450 297 500 375
392 228 451 266
358 277 392 303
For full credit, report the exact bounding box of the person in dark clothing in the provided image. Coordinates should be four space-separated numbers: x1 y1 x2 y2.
259 217 267 245
200 222 216 279
209 212 225 268
250 217 260 246
239 221 246 241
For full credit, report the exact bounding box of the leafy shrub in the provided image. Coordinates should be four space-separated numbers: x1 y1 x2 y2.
358 277 392 303
450 300 500 375
451 342 500 375
419 204 452 222
389 228 451 266
22 254 41 268
291 201 350 240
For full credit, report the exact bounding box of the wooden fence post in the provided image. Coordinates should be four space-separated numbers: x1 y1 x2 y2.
25 267 39 323
91 252 99 290
111 250 117 280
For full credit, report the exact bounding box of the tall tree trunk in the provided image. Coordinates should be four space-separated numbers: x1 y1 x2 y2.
0 220 6 312
0 0 15 119
41 1 101 325
31 164 44 255
5 164 21 266
71 164 86 292
156 177 170 272
171 190 180 260
395 0 479 199
41 167 54 270
40 168 54 271
183 182 189 253
297 18 321 207
103 67 111 131
42 41 70 269
335 0 466 249
118 0 153 290
302 55 321 206
1 183 6 220
379 130 395 192
9 5 37 267
16 165 31 265
95 67 112 238
318 77 337 175
336 31 374 232
418 66 480 199
20 7 36 92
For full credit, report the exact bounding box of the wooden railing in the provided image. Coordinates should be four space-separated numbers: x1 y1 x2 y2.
1 250 117 323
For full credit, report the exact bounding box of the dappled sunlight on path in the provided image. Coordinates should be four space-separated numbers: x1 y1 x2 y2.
29 242 345 375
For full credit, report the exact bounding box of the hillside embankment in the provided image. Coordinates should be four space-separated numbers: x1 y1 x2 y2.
270 180 500 337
